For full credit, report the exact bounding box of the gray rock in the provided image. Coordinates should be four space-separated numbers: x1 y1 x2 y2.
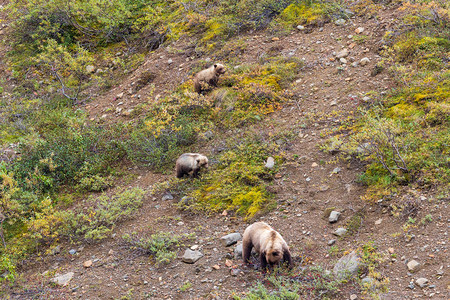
179 196 194 206
182 249 203 264
330 100 338 106
297 25 305 30
407 260 420 272
408 281 415 289
362 96 371 102
86 65 95 73
333 251 360 279
168 59 173 65
344 9 354 16
333 228 347 237
161 193 173 201
69 249 77 255
231 268 241 276
332 167 341 174
234 243 243 259
335 19 346 26
329 211 341 223
265 157 275 169
340 58 347 64
328 239 336 246
51 245 61 255
351 62 359 67
221 233 242 246
50 272 74 286
361 276 374 286
360 57 370 66
415 277 428 288
336 49 349 58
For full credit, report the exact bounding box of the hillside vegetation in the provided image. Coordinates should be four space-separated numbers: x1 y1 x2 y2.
0 0 449 298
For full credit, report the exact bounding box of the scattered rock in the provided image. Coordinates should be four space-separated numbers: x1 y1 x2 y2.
116 92 124 99
388 247 395 254
355 27 364 34
415 277 429 288
69 249 77 255
182 249 204 264
311 162 318 168
335 19 346 26
122 109 134 116
328 239 336 246
179 196 194 206
50 272 74 287
168 59 173 64
407 260 420 272
83 260 93 268
231 269 241 276
330 100 338 106
190 245 199 250
340 58 347 64
375 218 382 225
362 96 371 102
51 245 61 255
297 25 305 31
212 265 220 270
86 65 95 73
225 259 233 267
265 157 275 169
221 233 242 247
350 295 357 300
360 57 370 66
333 228 347 237
332 167 341 174
361 277 374 286
108 249 115 256
271 37 279 41
336 48 349 58
329 211 341 223
351 62 359 67
234 243 243 259
161 193 173 201
333 251 360 279
319 184 329 192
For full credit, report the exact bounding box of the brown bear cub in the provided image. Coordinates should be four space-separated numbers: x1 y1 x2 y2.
194 64 226 93
242 222 292 270
176 153 209 178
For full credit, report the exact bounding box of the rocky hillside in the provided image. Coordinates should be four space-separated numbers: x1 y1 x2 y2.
0 0 448 299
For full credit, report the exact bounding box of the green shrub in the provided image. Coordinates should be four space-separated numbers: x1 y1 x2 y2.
61 187 146 241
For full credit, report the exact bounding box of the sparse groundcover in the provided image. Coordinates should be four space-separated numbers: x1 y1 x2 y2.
325 2 450 200
122 231 195 266
176 138 282 219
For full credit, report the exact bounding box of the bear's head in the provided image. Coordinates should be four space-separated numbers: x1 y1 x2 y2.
196 155 209 169
214 64 226 75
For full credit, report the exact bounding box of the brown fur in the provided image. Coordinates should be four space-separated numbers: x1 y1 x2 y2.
242 222 292 269
193 64 226 93
175 153 209 178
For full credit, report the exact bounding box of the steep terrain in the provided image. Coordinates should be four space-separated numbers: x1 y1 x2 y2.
1 1 449 300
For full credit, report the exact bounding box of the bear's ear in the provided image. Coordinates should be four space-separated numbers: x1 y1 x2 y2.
196 158 201 164
214 64 217 68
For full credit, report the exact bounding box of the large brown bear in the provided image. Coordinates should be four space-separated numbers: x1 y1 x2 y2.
242 221 293 269
193 64 226 93
176 153 209 178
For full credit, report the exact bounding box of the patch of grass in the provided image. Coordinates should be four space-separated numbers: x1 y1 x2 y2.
345 211 364 236
180 281 192 292
122 231 195 266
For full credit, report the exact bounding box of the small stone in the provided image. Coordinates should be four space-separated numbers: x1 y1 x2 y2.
329 211 341 223
375 218 383 225
351 62 359 67
83 260 92 268
328 239 336 246
340 58 347 64
330 100 338 106
221 233 242 247
355 27 364 34
265 157 275 169
407 260 420 272
182 249 203 264
350 295 357 300
361 277 374 286
336 49 349 58
234 243 243 259
122 109 134 116
271 37 279 41
408 281 415 289
360 57 370 66
388 247 395 254
190 245 199 250
319 184 329 192
116 92 124 99
51 245 61 255
50 272 74 287
335 19 346 26
333 228 347 237
297 25 305 30
225 259 233 267
231 269 240 276
69 249 77 255
415 277 429 288
333 251 360 279
311 162 318 168
86 65 95 73
108 249 115 256
212 265 220 270
161 193 173 201
168 59 173 64
332 167 341 174
362 96 371 102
